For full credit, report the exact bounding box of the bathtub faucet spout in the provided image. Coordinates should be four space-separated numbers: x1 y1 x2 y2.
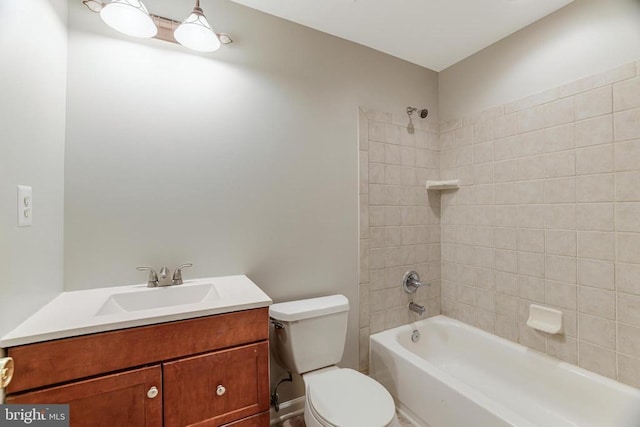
409 302 426 316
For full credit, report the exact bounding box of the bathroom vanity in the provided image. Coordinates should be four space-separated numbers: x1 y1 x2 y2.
1 276 272 427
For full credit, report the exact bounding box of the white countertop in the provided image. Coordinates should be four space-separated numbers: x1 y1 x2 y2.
0 275 272 347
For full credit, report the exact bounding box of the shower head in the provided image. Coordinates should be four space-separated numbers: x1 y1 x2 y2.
407 107 429 119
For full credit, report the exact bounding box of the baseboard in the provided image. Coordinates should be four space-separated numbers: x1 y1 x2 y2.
269 396 305 426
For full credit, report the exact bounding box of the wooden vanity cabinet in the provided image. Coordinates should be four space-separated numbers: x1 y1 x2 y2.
5 308 270 427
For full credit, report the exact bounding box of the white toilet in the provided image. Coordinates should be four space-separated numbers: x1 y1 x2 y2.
269 294 398 427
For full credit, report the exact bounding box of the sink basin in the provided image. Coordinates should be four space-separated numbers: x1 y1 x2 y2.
97 283 218 315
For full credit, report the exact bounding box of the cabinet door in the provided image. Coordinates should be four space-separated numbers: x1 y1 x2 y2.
6 365 162 427
163 341 269 427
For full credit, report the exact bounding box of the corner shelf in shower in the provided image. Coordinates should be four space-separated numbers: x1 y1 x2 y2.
425 180 460 190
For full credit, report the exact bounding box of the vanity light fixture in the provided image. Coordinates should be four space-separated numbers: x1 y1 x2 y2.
99 0 157 38
174 0 221 52
82 0 233 52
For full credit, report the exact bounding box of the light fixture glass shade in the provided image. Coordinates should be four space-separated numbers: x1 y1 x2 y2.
100 0 157 38
174 9 221 52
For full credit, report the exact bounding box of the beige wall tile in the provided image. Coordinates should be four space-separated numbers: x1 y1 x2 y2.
546 230 576 257
616 171 640 201
370 162 385 184
518 229 545 253
544 98 574 128
546 280 577 310
517 131 546 157
360 196 369 238
576 174 614 202
519 275 545 301
577 259 614 290
618 323 640 358
616 263 640 296
614 139 640 171
496 293 518 316
369 141 385 163
496 271 518 296
518 321 546 352
519 205 547 229
494 113 517 139
474 164 494 185
577 231 615 261
546 204 576 230
455 126 473 147
474 288 496 311
369 121 386 142
518 155 546 181
547 335 578 364
543 124 574 153
575 86 613 120
579 342 616 379
544 177 576 203
474 141 494 164
575 115 613 148
546 255 577 284
455 145 473 166
617 233 640 264
494 159 519 182
385 143 401 165
496 249 518 273
473 120 494 144
370 206 385 227
440 131 455 150
614 108 640 141
495 314 518 341
577 203 614 231
518 181 544 204
496 205 519 227
618 354 640 388
616 203 640 232
495 227 518 250
579 314 616 349
576 145 613 175
544 151 575 178
359 326 369 371
578 286 615 319
495 183 519 205
618 293 640 327
517 104 546 133
494 136 518 161
613 77 640 112
557 62 635 98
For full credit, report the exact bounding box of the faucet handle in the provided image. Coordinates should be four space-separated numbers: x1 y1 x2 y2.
172 263 193 285
137 266 159 287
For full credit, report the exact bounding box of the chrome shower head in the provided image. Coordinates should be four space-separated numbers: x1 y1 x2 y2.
407 107 429 119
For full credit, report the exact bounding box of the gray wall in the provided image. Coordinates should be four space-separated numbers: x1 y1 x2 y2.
0 0 67 337
439 0 640 121
63 0 438 395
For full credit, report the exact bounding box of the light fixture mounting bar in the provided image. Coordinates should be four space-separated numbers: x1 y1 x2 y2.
81 1 233 46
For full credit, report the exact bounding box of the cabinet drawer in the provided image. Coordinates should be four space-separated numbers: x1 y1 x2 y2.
163 342 269 427
8 308 268 393
6 365 162 427
221 412 270 427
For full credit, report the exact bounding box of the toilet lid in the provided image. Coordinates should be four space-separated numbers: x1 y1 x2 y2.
308 369 395 427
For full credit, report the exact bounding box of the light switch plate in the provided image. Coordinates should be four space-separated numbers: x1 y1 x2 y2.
17 185 32 227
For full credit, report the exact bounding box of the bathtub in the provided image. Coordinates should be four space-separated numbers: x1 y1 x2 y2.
370 315 640 427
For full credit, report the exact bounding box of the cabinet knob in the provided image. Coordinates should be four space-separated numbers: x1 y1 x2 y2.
147 386 159 399
216 384 226 396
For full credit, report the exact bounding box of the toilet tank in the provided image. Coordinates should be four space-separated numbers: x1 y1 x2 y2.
269 295 349 374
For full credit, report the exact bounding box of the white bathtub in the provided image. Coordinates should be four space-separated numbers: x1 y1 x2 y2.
370 315 640 427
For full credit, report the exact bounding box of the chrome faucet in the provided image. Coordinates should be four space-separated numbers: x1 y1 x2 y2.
137 263 193 287
403 270 428 294
409 302 426 316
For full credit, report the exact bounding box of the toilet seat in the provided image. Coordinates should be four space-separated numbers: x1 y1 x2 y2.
306 368 396 427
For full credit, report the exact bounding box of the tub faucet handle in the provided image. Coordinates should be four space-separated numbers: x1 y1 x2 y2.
137 266 159 288
172 263 193 285
403 270 426 294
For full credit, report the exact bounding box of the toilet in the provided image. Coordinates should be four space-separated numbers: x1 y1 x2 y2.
269 294 398 427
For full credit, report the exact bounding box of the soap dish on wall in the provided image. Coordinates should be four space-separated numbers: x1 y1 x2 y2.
425 180 460 190
527 304 563 334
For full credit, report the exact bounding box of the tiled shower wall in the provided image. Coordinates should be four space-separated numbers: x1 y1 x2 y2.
358 108 442 372
439 60 640 387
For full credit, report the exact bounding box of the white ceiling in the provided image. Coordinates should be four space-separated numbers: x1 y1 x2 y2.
230 0 574 71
